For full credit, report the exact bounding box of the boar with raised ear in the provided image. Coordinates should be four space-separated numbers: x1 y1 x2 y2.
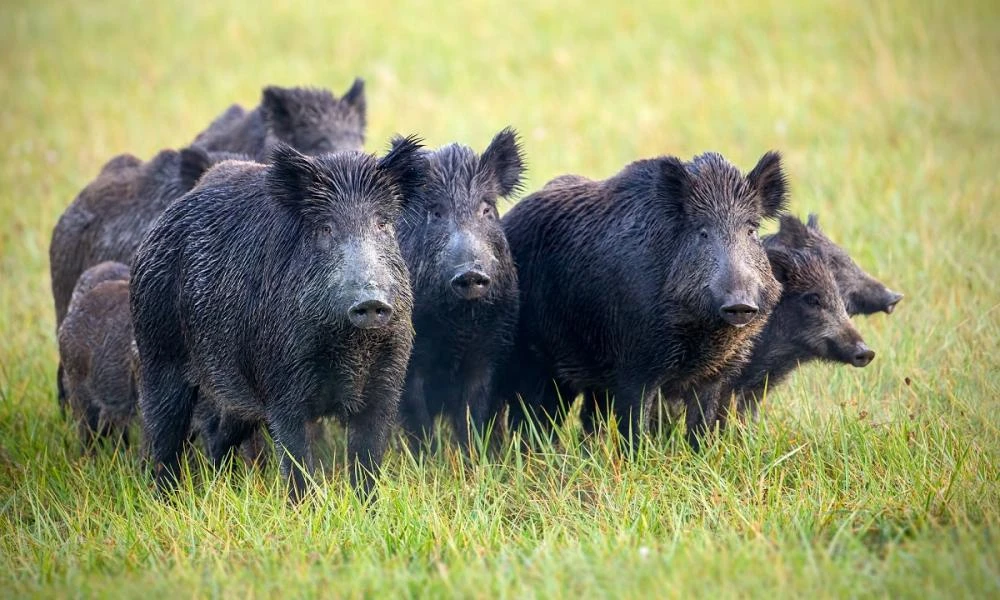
131 137 427 502
395 127 525 451
499 150 788 448
192 78 367 160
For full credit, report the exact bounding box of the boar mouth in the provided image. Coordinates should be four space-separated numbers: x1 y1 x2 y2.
718 302 759 327
884 292 903 314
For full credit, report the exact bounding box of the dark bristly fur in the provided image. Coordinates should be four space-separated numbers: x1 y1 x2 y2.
49 146 248 409
395 128 524 451
766 214 903 316
498 151 788 448
193 79 367 160
130 138 426 502
58 261 136 449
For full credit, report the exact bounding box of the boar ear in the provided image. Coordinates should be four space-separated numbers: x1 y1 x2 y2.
178 146 213 192
342 78 366 120
266 143 320 206
747 151 788 218
481 127 526 197
774 215 812 249
380 135 428 207
261 86 295 131
767 247 797 285
657 156 692 211
807 213 820 230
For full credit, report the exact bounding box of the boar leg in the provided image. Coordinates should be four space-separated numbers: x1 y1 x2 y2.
268 411 310 503
735 388 761 421
451 366 494 453
140 361 197 491
267 408 309 503
206 412 258 469
714 386 735 430
399 369 433 453
509 375 568 446
346 394 396 500
57 362 68 415
610 383 655 452
685 382 722 452
74 396 101 452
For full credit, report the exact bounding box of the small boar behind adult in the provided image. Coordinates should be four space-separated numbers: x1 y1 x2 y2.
130 139 426 501
192 79 366 160
50 146 247 409
395 128 524 450
766 214 903 315
500 151 788 445
58 261 136 449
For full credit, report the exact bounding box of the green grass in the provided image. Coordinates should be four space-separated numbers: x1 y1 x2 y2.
1 0 998 596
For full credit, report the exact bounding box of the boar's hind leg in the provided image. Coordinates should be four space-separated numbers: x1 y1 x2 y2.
140 362 197 491
205 412 258 469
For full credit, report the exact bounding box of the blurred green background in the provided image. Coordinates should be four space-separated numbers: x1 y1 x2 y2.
1 0 997 597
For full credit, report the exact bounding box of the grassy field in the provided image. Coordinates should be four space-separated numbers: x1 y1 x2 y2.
1 0 998 596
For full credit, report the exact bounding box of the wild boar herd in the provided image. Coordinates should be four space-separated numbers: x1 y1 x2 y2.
49 78 903 501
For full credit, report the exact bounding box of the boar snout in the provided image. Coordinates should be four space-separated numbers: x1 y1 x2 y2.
884 291 903 314
348 297 394 329
450 268 492 300
851 342 875 367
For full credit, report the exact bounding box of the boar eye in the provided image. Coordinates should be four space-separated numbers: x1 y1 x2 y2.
319 223 333 236
803 293 822 307
698 228 709 240
376 216 391 231
481 203 495 219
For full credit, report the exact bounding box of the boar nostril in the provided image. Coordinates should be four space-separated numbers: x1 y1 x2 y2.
852 344 875 367
348 299 394 329
884 292 903 314
450 270 492 300
719 302 759 327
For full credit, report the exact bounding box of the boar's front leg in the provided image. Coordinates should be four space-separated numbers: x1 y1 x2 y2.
398 369 433 453
267 405 311 503
347 395 397 499
348 348 407 499
685 381 723 452
451 364 494 453
735 388 761 421
610 383 656 452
